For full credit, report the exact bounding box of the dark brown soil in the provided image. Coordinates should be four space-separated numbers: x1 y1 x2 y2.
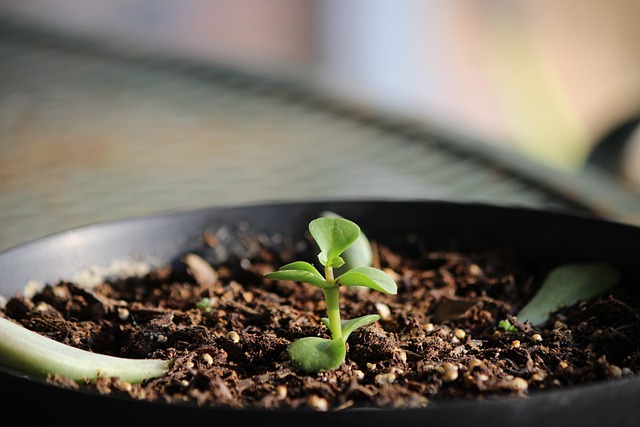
2 230 640 411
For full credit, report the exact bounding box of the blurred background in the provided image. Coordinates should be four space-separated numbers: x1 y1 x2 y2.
1 0 639 251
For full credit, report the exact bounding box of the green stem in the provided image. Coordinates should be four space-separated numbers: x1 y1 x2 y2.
323 267 342 341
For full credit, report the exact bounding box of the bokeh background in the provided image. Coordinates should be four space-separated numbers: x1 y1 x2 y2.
1 0 639 251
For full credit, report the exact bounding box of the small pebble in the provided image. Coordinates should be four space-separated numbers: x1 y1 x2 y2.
507 377 529 392
375 302 392 321
530 372 546 382
307 395 329 411
375 372 397 385
226 331 240 343
366 363 377 371
354 370 365 380
454 328 466 340
441 362 459 382
469 358 484 370
157 334 167 343
510 340 520 349
117 307 130 320
275 385 288 400
423 323 435 333
608 365 622 378
395 349 407 363
201 353 214 365
469 264 483 276
531 333 542 342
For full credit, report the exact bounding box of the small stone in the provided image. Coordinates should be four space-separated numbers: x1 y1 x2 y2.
559 361 569 369
366 362 377 371
608 364 622 378
469 264 483 276
201 353 214 365
117 307 130 321
307 395 329 411
226 331 240 343
275 385 288 400
510 340 520 349
375 302 392 321
395 349 407 363
157 334 167 343
469 358 484 370
441 362 459 382
530 372 546 382
423 323 435 333
507 377 529 392
531 333 543 342
242 291 254 303
354 370 365 380
454 328 466 340
375 372 397 385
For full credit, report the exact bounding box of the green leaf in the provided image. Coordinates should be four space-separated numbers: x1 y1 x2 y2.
0 317 170 383
321 314 381 342
336 266 398 294
264 263 327 288
516 262 620 326
498 319 516 333
287 337 346 373
309 217 360 268
321 211 373 271
341 314 380 341
279 261 323 278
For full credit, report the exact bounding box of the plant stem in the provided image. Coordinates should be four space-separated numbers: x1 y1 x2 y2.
323 267 343 341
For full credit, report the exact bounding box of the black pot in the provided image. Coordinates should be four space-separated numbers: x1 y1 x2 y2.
1 200 639 427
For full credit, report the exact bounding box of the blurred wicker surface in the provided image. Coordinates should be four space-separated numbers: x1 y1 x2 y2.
1 18 639 252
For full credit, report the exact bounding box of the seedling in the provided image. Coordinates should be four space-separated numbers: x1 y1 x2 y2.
264 216 397 373
0 316 170 383
499 262 620 331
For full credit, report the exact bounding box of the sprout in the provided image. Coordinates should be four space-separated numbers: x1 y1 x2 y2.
0 317 170 383
264 216 397 373
499 262 620 331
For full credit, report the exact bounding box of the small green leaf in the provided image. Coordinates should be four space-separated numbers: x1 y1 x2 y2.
264 270 327 288
309 217 360 267
264 262 327 288
498 319 516 333
336 266 397 294
321 315 380 342
341 314 380 341
321 211 373 271
516 262 620 326
279 261 323 278
287 337 346 373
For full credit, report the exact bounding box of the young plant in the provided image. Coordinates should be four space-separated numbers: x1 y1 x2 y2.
264 216 397 373
0 316 170 383
499 262 620 331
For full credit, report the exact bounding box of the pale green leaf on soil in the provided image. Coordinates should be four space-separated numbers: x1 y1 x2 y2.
516 262 620 326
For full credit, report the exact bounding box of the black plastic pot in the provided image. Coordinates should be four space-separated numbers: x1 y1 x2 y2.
1 200 639 427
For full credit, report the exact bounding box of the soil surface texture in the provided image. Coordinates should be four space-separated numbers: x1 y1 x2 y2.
2 229 640 411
